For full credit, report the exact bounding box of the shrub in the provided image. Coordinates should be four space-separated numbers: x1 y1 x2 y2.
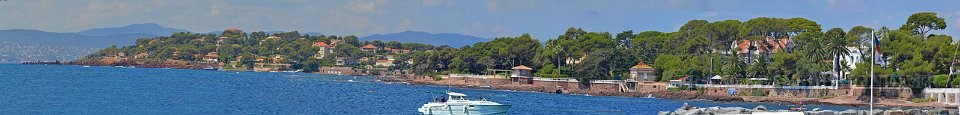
750 90 767 96
667 87 679 92
911 97 935 103
932 74 950 87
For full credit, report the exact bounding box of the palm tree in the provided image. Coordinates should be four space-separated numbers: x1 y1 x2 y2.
825 28 850 85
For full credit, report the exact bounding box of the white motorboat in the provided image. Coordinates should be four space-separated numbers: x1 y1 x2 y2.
201 66 217 70
418 92 511 115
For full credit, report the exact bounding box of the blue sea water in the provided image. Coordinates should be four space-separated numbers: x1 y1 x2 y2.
0 64 870 114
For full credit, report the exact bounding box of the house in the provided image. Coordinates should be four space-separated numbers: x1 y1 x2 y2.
361 44 378 52
272 55 284 63
266 36 280 40
511 65 534 84
335 57 357 66
375 60 393 67
669 76 691 88
840 47 863 69
312 41 331 59
731 37 790 64
203 52 219 62
629 62 656 82
329 40 342 49
134 52 149 59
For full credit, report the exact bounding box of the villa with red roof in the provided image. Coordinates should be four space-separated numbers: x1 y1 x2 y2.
313 41 331 59
361 44 378 52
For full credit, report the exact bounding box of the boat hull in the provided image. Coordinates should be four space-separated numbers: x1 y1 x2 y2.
419 105 511 115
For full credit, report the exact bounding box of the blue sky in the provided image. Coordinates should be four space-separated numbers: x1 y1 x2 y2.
1 0 959 40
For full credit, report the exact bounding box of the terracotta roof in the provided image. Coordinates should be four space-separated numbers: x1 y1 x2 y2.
736 37 790 54
376 60 392 63
204 52 219 58
737 40 750 54
511 65 533 70
361 44 377 49
312 42 329 47
631 62 652 69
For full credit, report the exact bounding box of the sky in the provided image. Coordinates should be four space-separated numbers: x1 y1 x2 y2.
0 0 959 40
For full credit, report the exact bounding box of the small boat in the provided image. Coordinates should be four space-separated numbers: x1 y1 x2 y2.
201 66 217 70
418 92 511 115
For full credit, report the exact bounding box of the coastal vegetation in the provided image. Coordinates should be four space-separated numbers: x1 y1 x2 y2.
82 12 960 88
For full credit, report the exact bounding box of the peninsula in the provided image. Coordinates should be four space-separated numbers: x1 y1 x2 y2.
71 12 960 108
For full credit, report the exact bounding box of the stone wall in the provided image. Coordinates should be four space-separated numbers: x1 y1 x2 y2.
589 83 621 94
445 77 511 86
699 86 914 99
636 83 668 93
532 80 583 92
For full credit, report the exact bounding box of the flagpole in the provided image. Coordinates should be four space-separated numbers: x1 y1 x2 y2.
869 31 875 113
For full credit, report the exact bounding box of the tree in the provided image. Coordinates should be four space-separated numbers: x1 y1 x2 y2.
900 12 946 37
932 74 951 87
574 51 611 84
824 28 850 82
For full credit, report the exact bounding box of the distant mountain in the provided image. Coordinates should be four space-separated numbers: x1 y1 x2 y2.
0 29 148 48
361 31 489 47
77 23 188 36
206 31 322 36
0 29 153 62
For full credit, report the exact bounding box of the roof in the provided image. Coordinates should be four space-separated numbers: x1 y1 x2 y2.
312 42 329 47
735 37 790 54
447 92 467 97
361 44 377 49
631 62 652 69
710 75 722 80
511 65 533 70
737 40 750 53
376 60 392 63
266 36 280 39
205 52 219 58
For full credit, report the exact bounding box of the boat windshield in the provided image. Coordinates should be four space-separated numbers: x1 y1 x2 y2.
450 95 465 100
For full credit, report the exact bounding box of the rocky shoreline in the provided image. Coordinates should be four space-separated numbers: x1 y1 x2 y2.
379 75 956 109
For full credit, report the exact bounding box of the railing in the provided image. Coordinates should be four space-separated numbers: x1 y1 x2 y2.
591 80 623 84
694 84 837 89
924 88 960 94
922 88 959 106
449 74 496 79
533 77 579 82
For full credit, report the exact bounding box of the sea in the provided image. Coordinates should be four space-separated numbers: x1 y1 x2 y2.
0 64 871 114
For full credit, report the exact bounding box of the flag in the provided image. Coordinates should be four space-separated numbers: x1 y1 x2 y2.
874 37 885 65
